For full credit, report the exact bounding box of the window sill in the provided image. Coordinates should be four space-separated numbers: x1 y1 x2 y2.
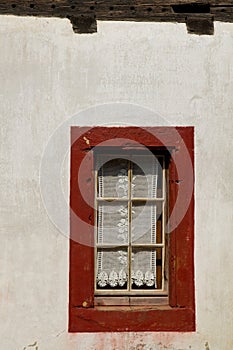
94 296 169 306
69 305 195 332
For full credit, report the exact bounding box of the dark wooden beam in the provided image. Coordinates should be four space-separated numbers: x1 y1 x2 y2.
0 1 233 34
186 15 214 34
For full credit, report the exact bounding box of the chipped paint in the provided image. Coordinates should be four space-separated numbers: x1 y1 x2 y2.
82 301 88 307
83 136 90 145
23 341 38 350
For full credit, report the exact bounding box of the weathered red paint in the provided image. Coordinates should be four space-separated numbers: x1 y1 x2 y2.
69 126 195 332
69 307 195 332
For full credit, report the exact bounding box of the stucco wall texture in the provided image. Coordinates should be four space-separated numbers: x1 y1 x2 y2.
0 16 233 350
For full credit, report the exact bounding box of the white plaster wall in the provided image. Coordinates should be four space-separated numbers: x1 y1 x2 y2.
0 15 233 350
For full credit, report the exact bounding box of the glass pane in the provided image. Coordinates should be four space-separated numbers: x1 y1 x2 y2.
155 247 163 289
131 248 162 289
97 158 128 198
131 202 163 244
132 156 163 198
96 248 128 290
156 157 163 198
97 203 128 245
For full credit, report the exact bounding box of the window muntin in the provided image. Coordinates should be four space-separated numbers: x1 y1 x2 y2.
95 153 167 296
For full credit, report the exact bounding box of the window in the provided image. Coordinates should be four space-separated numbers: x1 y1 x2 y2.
95 152 168 304
69 126 195 332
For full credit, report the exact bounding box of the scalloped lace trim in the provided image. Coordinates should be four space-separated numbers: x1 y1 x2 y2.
97 269 157 288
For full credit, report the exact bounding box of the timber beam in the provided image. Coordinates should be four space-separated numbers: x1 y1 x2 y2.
0 1 233 34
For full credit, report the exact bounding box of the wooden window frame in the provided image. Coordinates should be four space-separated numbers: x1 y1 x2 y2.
94 152 168 299
69 126 195 332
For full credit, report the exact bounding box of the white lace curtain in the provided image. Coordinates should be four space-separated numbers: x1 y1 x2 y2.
96 155 161 290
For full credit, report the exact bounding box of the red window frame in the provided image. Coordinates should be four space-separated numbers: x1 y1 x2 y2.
69 126 195 332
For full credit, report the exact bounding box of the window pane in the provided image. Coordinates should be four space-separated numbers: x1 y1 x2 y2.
132 156 163 198
156 157 163 198
97 158 128 198
131 248 162 289
97 203 128 245
96 248 128 290
132 202 163 244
